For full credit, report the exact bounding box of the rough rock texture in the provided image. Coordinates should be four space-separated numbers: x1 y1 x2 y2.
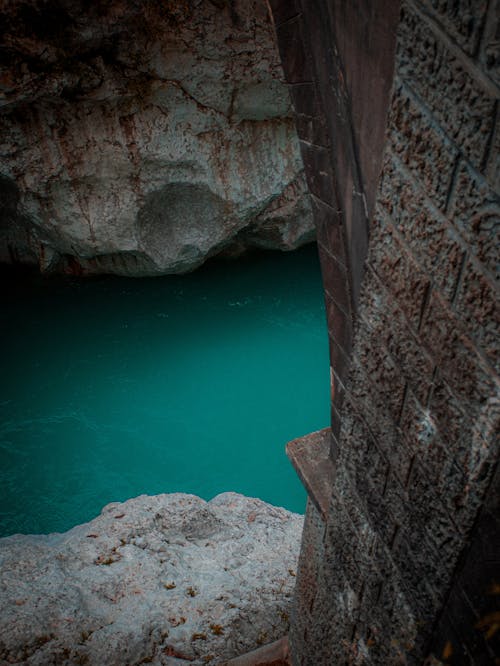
271 0 499 664
0 492 303 665
0 0 313 276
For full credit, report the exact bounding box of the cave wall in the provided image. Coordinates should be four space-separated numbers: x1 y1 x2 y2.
0 0 313 276
270 0 499 663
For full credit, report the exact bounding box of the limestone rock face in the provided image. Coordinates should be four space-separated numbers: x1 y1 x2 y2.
0 0 313 276
0 492 303 665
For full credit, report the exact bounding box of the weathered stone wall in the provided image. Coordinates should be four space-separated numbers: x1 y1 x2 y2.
271 0 499 663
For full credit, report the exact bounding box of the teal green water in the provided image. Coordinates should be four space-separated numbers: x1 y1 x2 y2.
0 245 329 537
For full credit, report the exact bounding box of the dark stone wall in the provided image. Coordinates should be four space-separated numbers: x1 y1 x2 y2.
270 0 499 664
270 0 400 446
429 461 500 664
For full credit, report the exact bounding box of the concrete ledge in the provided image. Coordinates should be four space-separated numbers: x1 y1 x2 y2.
286 427 334 520
224 636 291 665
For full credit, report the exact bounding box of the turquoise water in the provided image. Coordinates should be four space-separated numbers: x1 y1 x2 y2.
0 245 329 537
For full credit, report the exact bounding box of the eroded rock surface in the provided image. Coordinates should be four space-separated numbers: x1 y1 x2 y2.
0 492 303 665
0 0 313 276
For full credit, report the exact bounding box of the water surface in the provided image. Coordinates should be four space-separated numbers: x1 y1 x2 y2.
0 244 329 536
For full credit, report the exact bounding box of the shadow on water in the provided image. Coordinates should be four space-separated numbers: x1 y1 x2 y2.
0 244 330 536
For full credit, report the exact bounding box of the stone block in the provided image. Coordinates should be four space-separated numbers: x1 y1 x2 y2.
390 530 442 622
480 0 500 87
330 403 342 448
387 81 458 211
350 468 401 551
406 463 465 579
359 479 396 546
427 615 477 665
268 0 301 27
455 470 499 539
353 317 407 424
454 258 500 372
311 195 346 265
0 0 316 278
383 472 412 530
360 597 400 659
399 391 472 528
345 190 371 313
366 445 390 499
400 389 445 474
405 461 444 528
288 82 321 120
427 370 469 447
456 514 500 638
298 141 336 207
397 3 496 169
328 336 350 412
420 291 496 410
424 516 463 588
385 482 457 602
450 395 500 533
347 436 389 503
357 540 416 660
357 268 435 405
289 603 312 663
293 500 324 618
326 303 352 375
488 105 500 190
300 632 354 666
345 359 412 486
378 153 465 301
333 343 350 399
294 112 331 147
275 16 312 83
369 212 431 331
303 576 358 666
359 572 384 617
324 513 364 589
335 475 377 554
429 584 498 665
447 160 500 278
319 244 351 315
448 162 500 276
469 389 500 458
426 370 499 527
0 491 304 665
439 457 471 520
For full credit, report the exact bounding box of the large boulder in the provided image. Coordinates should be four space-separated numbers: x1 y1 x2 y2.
0 0 313 276
0 492 303 665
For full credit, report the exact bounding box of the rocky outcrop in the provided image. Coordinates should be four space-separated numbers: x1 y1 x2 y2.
0 0 313 276
0 492 303 665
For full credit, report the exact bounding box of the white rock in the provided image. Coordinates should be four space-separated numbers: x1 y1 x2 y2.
0 0 314 276
0 492 303 665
